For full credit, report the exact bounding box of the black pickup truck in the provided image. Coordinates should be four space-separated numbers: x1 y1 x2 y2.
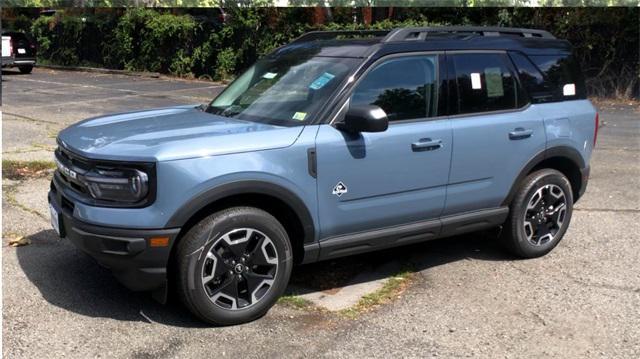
2 31 37 74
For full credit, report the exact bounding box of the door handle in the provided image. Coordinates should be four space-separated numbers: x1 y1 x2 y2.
509 128 533 140
412 138 442 152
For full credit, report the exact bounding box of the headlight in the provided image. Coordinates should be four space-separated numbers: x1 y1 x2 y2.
83 167 149 203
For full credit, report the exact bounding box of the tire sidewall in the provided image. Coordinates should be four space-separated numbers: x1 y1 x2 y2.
180 208 293 325
511 170 574 257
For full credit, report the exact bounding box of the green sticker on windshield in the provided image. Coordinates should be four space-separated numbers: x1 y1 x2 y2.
263 72 278 79
292 112 307 121
309 72 335 90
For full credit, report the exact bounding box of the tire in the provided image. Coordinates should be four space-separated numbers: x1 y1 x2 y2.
18 65 33 74
175 207 293 325
501 169 574 258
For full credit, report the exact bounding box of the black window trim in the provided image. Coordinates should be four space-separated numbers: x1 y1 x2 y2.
328 51 448 126
446 50 532 120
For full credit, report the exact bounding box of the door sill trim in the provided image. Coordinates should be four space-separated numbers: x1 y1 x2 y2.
313 207 508 261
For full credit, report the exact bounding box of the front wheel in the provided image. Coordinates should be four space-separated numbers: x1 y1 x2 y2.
501 169 574 258
175 207 293 325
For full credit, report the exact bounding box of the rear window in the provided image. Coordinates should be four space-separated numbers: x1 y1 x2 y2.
526 53 586 102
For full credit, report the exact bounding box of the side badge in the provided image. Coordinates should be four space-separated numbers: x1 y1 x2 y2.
332 182 348 197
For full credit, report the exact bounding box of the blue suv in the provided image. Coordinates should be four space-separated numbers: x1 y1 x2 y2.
48 27 598 325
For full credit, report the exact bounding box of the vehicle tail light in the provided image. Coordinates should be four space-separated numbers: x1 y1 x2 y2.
593 112 599 147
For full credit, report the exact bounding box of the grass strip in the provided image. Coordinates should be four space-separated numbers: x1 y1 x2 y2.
340 269 414 319
2 160 56 180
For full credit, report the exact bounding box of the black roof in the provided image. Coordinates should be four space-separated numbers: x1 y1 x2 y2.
273 27 572 59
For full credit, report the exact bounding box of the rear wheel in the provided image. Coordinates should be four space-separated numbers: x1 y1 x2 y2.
501 169 573 258
18 65 33 74
176 207 292 325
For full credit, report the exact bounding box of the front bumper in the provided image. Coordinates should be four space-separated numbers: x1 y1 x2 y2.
48 185 180 293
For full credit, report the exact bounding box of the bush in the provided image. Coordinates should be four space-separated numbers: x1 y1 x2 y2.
112 9 199 75
23 7 639 99
31 13 117 67
31 14 84 65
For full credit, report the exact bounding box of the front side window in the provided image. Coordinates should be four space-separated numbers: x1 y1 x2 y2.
350 55 439 122
452 53 525 114
208 54 358 126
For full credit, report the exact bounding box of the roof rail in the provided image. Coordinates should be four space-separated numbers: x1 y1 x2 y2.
383 26 555 42
291 30 391 44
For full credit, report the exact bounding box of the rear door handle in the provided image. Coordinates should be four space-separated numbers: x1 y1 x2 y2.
412 138 442 152
509 128 533 140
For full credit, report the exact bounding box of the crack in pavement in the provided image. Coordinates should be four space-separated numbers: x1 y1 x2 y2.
2 182 48 221
509 262 640 294
574 208 640 213
2 112 58 125
562 272 640 294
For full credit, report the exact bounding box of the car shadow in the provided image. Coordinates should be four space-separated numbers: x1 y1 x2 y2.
16 228 514 328
288 229 514 295
2 69 25 76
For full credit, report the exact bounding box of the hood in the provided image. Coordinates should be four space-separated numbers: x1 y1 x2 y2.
57 106 305 162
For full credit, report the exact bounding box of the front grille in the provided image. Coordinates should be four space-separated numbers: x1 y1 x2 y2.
57 145 92 172
54 146 91 197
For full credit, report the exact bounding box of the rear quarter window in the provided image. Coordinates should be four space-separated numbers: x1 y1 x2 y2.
526 53 587 102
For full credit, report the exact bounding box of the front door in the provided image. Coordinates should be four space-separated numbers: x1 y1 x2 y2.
315 54 452 239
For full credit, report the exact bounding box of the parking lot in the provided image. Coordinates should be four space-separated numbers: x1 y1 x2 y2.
2 68 639 358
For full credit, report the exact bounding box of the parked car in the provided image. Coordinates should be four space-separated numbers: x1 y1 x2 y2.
1 35 12 67
49 27 597 325
1 31 37 74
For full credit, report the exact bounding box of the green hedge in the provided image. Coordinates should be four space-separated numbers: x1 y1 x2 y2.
27 7 639 98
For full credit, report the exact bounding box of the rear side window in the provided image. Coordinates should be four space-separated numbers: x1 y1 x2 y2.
351 55 439 122
509 52 553 103
451 53 526 115
528 54 586 101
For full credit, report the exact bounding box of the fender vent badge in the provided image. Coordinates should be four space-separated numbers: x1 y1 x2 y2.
332 182 348 197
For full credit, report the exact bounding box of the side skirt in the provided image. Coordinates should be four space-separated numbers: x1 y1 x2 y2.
305 207 508 263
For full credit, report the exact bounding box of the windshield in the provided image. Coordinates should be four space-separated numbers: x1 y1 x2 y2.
207 55 358 126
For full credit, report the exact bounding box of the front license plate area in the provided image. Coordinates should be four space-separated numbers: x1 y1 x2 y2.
49 203 62 237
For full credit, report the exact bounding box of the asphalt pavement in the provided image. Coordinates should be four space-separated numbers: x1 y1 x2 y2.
2 68 639 358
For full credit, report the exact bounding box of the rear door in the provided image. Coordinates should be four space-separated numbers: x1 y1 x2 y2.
315 53 452 239
443 51 546 215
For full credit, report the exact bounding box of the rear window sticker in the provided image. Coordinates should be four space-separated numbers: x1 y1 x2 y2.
484 67 504 98
470 73 482 90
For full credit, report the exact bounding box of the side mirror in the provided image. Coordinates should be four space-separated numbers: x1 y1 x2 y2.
338 105 389 133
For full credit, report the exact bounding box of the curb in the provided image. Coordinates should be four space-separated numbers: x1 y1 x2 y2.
37 64 227 85
38 64 162 78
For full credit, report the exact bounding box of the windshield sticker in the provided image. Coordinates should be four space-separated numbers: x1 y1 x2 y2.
262 72 278 79
292 112 307 121
309 72 335 90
